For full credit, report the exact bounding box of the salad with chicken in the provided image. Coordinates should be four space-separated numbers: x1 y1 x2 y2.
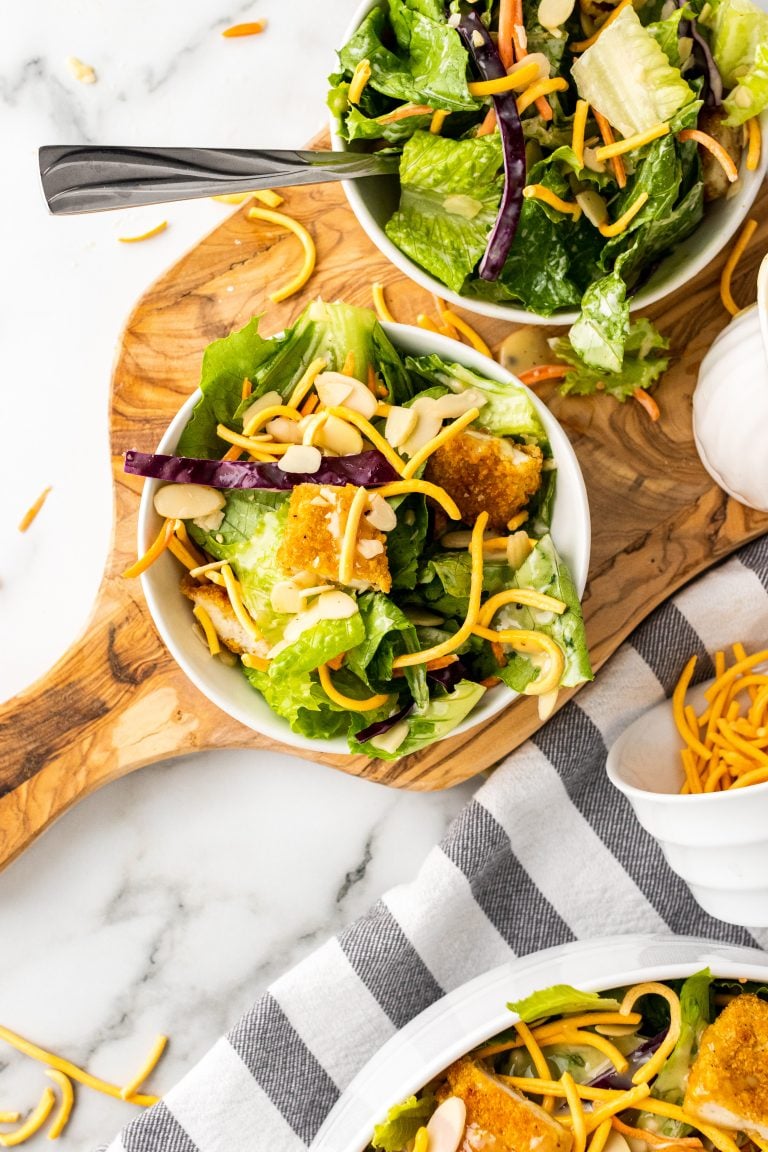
371 973 768 1151
124 300 591 759
329 0 767 403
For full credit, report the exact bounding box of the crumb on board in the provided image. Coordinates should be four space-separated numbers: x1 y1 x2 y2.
66 56 97 84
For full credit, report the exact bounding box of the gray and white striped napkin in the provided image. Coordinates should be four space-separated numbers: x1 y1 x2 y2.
105 535 768 1152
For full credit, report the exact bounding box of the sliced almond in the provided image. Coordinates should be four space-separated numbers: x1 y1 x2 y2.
385 405 418 449
365 494 398 532
576 189 608 228
317 414 364 456
507 531 533 570
426 1096 467 1152
405 609 445 627
538 0 575 32
341 379 378 420
401 398 444 457
270 580 304 615
278 444 322 473
315 372 354 409
357 538 384 559
266 416 303 444
583 146 607 174
193 509 226 533
368 719 410 755
154 483 225 521
433 388 486 419
242 390 282 430
512 50 550 80
314 590 358 620
441 530 473 549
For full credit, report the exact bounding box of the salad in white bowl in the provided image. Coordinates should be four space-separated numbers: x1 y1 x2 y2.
124 301 591 760
329 0 768 401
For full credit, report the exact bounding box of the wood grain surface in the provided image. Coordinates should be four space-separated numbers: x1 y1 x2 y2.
0 168 766 872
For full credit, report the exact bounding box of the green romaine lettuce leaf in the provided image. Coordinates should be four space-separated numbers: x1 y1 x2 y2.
552 316 670 401
351 680 486 759
270 615 366 678
385 131 504 294
646 7 688 66
704 0 768 123
176 317 277 458
243 664 351 739
346 591 428 709
508 985 621 1023
338 4 477 111
386 494 430 591
404 355 548 441
571 6 696 138
567 270 630 374
371 1094 435 1151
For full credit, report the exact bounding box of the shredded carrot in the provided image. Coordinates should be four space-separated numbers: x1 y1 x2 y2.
477 106 498 135
679 129 738 183
720 217 758 316
518 77 568 114
341 350 356 377
746 117 762 171
241 377 253 400
633 387 660 421
221 21 266 37
517 365 569 386
18 486 52 533
118 221 168 243
498 0 516 70
300 393 319 416
376 103 433 124
571 0 633 51
372 281 396 323
247 206 316 303
221 444 243 461
523 185 582 218
593 109 627 188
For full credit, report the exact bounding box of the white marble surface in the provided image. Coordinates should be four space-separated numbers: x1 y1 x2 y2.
0 4 477 1147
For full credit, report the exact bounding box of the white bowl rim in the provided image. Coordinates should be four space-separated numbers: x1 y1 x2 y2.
138 321 591 754
329 0 768 326
310 933 768 1152
606 676 768 805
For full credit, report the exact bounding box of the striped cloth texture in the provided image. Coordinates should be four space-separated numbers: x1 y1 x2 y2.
104 535 768 1152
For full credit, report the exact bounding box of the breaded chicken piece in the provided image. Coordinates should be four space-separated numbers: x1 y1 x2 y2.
684 995 768 1138
437 1059 572 1152
425 431 543 531
181 575 262 655
277 483 391 593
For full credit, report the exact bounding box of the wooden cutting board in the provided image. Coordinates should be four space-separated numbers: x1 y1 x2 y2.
1 168 766 873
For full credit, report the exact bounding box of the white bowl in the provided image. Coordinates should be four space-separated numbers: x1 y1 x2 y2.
310 933 768 1152
607 679 768 926
330 0 768 325
137 322 591 757
693 303 768 512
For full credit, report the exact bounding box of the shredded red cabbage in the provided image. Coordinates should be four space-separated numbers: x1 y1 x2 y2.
454 5 526 280
354 703 414 744
589 1031 665 1090
427 658 471 691
124 450 401 490
674 0 723 107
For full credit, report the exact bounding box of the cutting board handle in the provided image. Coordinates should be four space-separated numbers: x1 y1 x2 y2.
0 579 196 869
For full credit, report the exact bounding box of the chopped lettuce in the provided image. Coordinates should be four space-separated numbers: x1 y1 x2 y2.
568 271 630 375
404 354 548 440
552 316 670 401
346 592 428 709
508 985 621 1023
371 1095 436 1151
270 616 366 678
646 7 689 67
571 6 696 138
385 131 504 294
703 0 768 124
